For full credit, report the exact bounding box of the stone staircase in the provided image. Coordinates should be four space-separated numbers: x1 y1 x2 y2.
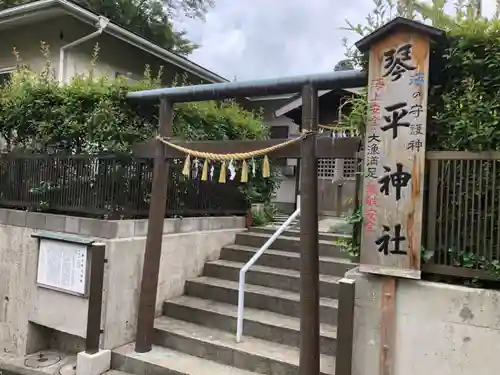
270 213 300 230
110 226 356 375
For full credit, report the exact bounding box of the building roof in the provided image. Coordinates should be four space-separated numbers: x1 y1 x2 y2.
0 0 228 83
274 87 364 118
355 17 445 53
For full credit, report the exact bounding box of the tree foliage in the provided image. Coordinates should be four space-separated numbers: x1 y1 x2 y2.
0 0 214 54
341 0 500 151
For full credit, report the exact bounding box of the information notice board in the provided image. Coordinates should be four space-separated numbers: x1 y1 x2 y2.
36 238 89 296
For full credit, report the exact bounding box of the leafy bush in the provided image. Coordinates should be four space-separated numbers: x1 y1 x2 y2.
0 44 278 205
250 203 277 227
428 19 500 151
0 47 268 152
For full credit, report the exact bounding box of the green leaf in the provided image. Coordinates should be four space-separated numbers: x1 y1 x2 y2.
422 249 436 263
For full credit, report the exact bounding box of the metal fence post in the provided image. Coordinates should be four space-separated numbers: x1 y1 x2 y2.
335 278 356 375
85 243 106 354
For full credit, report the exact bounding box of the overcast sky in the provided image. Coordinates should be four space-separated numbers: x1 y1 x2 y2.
175 0 498 81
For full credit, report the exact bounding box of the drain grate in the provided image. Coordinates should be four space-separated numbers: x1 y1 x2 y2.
24 352 62 368
58 362 77 375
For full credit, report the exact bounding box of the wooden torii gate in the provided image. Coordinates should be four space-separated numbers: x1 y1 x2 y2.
128 70 367 375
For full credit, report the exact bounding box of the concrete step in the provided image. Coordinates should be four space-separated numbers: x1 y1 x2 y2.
162 295 337 355
250 227 351 242
269 221 300 229
184 276 338 325
320 218 353 234
248 225 352 242
272 214 299 220
112 343 259 375
235 232 351 259
272 220 299 224
274 214 297 219
272 216 299 222
153 317 335 375
220 244 356 277
105 371 135 375
204 259 340 299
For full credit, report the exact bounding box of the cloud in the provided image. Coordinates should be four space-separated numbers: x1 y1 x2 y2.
175 0 373 80
175 0 499 81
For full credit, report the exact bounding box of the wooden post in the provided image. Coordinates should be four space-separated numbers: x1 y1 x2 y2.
426 159 439 252
335 278 356 375
85 243 106 355
355 17 444 375
335 183 343 217
334 158 345 216
351 154 363 251
299 83 320 375
135 98 173 353
380 278 396 375
294 161 301 210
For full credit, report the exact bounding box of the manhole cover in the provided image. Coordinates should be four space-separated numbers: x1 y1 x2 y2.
58 362 77 375
24 352 62 368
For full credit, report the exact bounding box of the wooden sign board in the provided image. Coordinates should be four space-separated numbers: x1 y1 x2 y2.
358 27 432 279
36 237 90 296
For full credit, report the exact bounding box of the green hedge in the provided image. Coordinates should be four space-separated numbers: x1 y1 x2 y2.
0 48 278 204
427 19 500 151
0 67 267 152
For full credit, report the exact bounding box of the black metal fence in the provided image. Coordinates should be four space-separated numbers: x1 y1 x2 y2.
0 153 249 218
353 151 500 281
424 151 500 280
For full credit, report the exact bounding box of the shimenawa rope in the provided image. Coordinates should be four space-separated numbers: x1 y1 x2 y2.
156 129 315 183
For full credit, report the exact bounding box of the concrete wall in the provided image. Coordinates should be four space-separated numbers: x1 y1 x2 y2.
102 229 239 349
348 268 500 375
0 15 186 150
0 208 244 357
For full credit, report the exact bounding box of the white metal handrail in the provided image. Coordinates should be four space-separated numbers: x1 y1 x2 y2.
236 205 301 342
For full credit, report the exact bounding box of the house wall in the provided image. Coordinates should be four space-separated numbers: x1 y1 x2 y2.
0 15 197 85
0 208 245 356
348 268 500 375
0 18 60 73
240 97 300 212
268 115 299 212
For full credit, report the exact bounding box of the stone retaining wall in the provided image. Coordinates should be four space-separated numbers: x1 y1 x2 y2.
0 209 245 356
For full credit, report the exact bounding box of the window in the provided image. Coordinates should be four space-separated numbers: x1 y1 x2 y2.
318 158 357 180
318 158 336 179
0 67 14 87
270 126 289 139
